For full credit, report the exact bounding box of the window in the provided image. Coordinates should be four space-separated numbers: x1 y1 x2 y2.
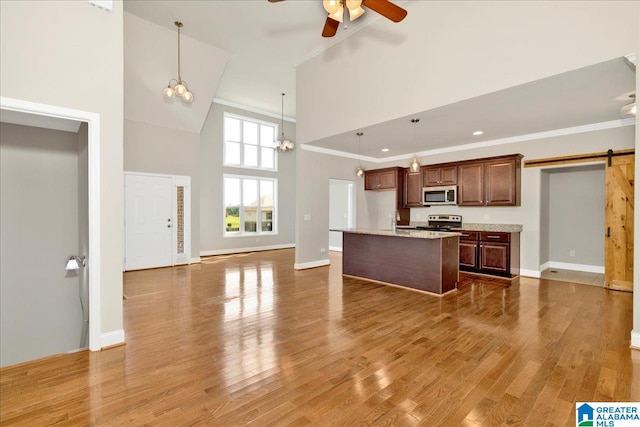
224 175 276 236
224 113 277 171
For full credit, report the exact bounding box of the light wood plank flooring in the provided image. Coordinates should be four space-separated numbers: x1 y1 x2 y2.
1 249 638 426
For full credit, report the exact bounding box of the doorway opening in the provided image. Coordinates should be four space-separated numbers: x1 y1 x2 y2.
0 97 102 367
329 179 356 252
540 163 606 286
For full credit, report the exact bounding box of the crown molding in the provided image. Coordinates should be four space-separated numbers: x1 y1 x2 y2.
302 118 636 163
213 98 296 123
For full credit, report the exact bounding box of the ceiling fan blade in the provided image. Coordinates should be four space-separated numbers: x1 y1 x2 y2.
267 0 286 2
322 17 339 38
362 0 408 23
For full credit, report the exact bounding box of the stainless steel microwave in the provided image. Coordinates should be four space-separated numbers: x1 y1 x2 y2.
422 185 457 206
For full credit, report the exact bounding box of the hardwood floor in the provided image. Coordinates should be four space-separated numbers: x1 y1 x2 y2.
1 248 638 426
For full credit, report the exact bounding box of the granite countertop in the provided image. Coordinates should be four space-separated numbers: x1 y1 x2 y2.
334 228 461 240
408 222 523 233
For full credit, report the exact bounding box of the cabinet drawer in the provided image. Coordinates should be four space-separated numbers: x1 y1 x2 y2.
457 231 479 241
480 232 510 243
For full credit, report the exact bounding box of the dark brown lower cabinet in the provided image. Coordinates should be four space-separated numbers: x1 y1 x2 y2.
459 231 520 278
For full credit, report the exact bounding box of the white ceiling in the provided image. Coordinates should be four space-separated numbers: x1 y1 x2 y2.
123 1 636 159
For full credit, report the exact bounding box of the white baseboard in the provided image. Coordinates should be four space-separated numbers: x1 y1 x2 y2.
200 243 295 257
189 257 201 264
101 329 125 349
328 246 343 252
544 261 604 274
294 259 330 270
632 330 640 350
520 268 541 278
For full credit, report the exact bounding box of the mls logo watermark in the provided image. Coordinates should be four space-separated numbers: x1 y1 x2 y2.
576 402 640 427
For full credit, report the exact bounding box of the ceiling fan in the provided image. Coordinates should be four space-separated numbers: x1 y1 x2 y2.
268 0 408 38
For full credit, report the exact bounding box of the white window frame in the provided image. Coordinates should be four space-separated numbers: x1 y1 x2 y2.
223 112 278 172
223 174 278 237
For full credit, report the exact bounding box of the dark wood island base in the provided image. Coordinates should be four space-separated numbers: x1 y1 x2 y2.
341 230 460 296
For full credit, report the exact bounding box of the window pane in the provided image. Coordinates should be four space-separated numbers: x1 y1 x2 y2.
225 117 241 142
260 180 274 206
225 141 240 165
243 207 257 233
261 148 274 169
225 206 240 232
224 178 240 206
243 121 258 145
261 125 275 148
261 207 273 232
243 179 258 206
244 145 258 167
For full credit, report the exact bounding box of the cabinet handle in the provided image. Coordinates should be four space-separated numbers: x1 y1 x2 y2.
487 236 500 239
461 234 469 237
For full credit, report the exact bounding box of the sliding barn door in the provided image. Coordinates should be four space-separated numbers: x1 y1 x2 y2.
605 154 634 292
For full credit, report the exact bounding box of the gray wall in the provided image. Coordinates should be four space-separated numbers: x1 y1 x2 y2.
199 102 296 254
1 1 125 338
124 119 201 259
547 165 605 267
0 123 83 367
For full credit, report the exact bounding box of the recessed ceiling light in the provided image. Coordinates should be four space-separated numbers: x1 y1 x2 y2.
472 130 484 136
381 148 390 152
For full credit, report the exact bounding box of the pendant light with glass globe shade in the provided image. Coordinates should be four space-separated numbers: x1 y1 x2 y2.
355 132 365 178
275 93 294 152
409 118 420 173
163 21 194 103
323 0 365 23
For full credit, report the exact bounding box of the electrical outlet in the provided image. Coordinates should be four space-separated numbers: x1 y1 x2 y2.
304 214 311 221
320 248 326 254
570 250 576 257
483 214 489 220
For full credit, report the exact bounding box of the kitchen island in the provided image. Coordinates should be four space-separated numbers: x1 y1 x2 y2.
338 228 460 295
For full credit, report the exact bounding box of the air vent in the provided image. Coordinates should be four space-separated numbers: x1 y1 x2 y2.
87 0 113 12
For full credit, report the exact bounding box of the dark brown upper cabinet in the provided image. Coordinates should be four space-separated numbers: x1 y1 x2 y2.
403 170 423 207
364 168 397 191
458 154 522 207
422 165 457 187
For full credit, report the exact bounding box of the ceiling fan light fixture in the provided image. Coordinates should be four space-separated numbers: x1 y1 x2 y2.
328 6 344 23
621 94 636 118
346 0 365 20
163 84 176 99
322 0 341 14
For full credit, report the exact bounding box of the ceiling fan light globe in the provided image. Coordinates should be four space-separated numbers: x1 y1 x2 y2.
621 102 637 118
175 83 187 97
183 91 194 102
346 0 365 20
322 0 341 14
163 86 176 99
328 6 344 23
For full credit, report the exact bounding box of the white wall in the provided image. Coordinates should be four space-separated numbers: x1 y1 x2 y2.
0 124 83 367
297 1 639 144
124 119 201 259
329 179 353 249
547 165 605 267
0 1 124 340
200 102 296 254
539 172 550 266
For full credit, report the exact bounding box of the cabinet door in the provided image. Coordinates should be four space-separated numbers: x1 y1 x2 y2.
364 172 379 190
404 171 423 207
479 242 509 274
458 163 485 206
378 170 397 189
440 166 458 185
485 159 518 206
422 167 442 186
459 241 478 269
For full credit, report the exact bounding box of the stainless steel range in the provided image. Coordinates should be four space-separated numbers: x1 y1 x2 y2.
415 214 462 231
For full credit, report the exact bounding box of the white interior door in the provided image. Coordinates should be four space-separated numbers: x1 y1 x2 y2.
125 174 172 271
